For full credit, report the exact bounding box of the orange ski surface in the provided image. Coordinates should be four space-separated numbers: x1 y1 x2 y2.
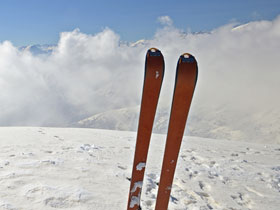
155 53 198 210
127 48 164 210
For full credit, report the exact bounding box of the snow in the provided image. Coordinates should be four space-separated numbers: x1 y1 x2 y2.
0 127 279 209
129 194 140 208
136 162 146 171
130 181 143 193
129 181 143 208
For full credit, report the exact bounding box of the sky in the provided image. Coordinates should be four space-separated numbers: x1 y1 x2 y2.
0 0 280 46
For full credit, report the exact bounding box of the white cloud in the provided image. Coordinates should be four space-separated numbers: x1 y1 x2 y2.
0 15 280 142
157 16 173 26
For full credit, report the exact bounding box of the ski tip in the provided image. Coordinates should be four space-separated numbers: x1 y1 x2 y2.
180 53 196 63
147 48 162 57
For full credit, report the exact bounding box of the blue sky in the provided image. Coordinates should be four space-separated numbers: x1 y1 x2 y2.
0 0 279 46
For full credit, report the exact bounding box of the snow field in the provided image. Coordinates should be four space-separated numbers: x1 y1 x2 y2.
0 127 279 210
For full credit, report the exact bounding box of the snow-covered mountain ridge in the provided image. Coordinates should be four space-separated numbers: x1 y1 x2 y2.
17 24 252 56
77 106 280 145
19 44 55 55
0 127 279 209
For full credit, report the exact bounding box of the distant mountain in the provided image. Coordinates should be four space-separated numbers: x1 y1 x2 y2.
77 106 139 131
129 39 148 47
77 106 280 144
19 40 146 56
19 44 55 55
18 24 246 56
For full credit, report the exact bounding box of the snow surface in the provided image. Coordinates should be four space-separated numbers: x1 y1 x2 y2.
0 127 279 210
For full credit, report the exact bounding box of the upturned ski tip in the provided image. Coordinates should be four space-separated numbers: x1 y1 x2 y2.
147 48 162 57
180 53 196 63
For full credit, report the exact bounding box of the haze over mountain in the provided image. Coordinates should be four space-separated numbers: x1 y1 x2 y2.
1 16 280 144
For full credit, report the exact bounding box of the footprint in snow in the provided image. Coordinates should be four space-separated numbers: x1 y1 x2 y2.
185 168 199 179
271 166 280 171
231 192 252 208
79 144 99 152
38 130 46 135
170 195 179 204
195 191 210 199
117 165 127 170
54 136 64 141
144 173 159 202
198 181 211 191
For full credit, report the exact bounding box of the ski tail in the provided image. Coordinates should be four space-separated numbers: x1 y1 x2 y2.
155 53 198 210
127 48 164 210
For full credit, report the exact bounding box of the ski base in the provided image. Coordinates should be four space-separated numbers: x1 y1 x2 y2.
155 53 198 210
127 48 164 210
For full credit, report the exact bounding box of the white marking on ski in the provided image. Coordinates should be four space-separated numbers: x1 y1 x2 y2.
136 162 146 171
156 71 159 79
130 181 143 193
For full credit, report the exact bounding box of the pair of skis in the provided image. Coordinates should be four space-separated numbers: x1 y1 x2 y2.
127 48 198 210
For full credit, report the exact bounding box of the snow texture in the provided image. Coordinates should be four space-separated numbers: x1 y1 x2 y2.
129 194 140 208
0 127 279 210
136 162 146 171
131 181 143 193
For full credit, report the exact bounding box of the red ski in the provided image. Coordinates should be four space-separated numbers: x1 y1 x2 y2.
155 53 198 210
127 48 164 210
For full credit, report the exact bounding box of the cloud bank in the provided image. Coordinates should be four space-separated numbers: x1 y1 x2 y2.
0 16 280 142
